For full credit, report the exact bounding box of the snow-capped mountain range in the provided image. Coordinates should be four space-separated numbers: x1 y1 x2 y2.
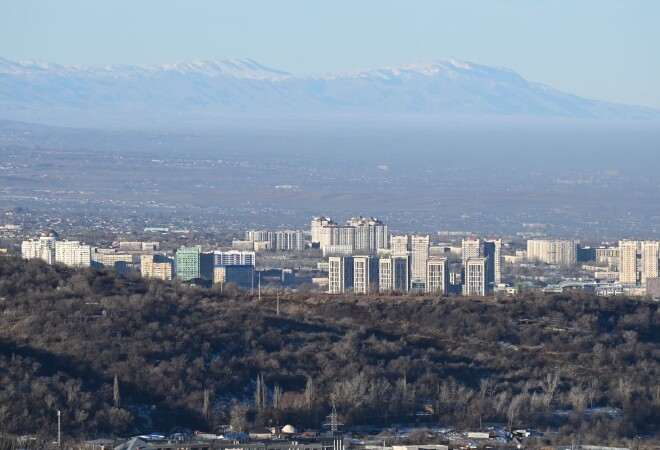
0 57 290 80
0 57 657 125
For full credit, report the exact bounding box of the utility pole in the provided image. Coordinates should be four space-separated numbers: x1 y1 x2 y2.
258 273 261 301
276 291 280 315
324 402 343 435
57 410 61 448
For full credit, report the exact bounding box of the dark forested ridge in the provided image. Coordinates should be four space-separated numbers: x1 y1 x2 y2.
0 257 658 441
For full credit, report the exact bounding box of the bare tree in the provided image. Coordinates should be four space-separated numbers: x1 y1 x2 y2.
113 374 120 409
542 371 560 409
616 378 633 406
494 391 511 417
229 403 249 432
507 394 525 429
331 373 370 410
273 384 282 410
479 378 494 400
304 376 315 410
568 386 587 412
203 388 211 421
477 378 494 428
254 373 266 411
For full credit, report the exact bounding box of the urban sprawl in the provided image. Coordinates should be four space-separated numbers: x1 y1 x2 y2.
17 216 660 299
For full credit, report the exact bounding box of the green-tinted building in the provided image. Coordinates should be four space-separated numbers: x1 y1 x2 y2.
176 245 202 281
176 245 214 282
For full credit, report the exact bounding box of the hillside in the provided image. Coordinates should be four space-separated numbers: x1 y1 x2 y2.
0 257 658 441
1 57 658 126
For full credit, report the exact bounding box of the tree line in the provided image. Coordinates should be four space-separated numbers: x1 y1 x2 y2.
0 257 658 443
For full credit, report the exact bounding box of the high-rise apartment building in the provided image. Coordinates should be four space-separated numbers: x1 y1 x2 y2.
346 217 389 253
245 229 305 251
245 230 275 249
526 239 577 266
641 241 659 284
176 246 201 281
462 238 482 265
141 254 173 281
410 235 430 290
483 239 503 287
392 256 410 292
320 225 356 256
245 230 271 242
616 240 659 286
21 234 57 264
618 240 640 285
328 256 354 294
426 257 449 295
274 230 305 251
390 235 410 257
596 247 620 270
392 256 409 292
353 255 379 294
314 216 389 256
55 241 92 267
378 256 409 293
311 217 333 245
378 257 393 292
213 250 256 266
176 246 213 281
464 257 487 296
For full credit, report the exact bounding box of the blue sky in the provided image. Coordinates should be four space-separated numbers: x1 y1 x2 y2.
2 0 659 108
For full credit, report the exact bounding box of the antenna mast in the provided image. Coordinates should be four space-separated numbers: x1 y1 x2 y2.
324 402 343 434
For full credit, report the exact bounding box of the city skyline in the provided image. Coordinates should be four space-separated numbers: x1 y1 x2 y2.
18 214 660 299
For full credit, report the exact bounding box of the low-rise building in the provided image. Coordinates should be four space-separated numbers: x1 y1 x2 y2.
214 265 254 289
118 241 159 252
93 249 139 274
594 271 619 282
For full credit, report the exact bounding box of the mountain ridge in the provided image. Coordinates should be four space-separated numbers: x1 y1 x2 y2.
0 56 657 126
0 56 291 79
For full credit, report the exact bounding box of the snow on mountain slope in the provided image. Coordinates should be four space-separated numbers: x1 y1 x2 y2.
0 57 657 126
0 57 291 79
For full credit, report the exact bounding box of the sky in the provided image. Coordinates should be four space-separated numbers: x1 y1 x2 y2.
2 0 659 108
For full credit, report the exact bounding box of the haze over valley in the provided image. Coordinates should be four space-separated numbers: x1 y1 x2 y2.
1 116 659 239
